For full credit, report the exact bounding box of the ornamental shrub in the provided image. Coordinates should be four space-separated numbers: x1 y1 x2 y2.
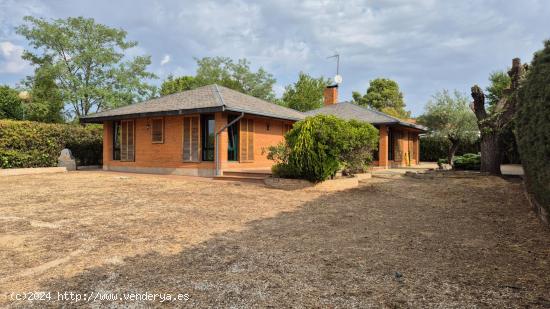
0 119 102 168
420 134 480 162
452 153 481 170
516 40 550 221
269 115 378 182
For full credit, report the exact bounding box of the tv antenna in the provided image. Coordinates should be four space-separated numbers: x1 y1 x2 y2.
327 53 342 84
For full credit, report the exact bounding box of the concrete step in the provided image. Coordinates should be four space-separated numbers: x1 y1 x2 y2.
213 175 266 184
222 171 271 178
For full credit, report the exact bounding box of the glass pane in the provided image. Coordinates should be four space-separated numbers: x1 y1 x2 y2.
202 115 215 161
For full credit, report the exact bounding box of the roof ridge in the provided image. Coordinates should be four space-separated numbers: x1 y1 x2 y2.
217 85 306 115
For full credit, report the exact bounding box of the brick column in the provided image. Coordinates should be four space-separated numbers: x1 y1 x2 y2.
378 125 388 168
415 133 420 165
102 121 111 170
215 112 228 170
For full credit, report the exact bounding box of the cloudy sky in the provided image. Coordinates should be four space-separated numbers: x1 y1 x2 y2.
1 0 549 115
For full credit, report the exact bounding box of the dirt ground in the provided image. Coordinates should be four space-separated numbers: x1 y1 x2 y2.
0 171 548 308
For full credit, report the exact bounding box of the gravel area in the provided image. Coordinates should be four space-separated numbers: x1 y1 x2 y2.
0 171 548 308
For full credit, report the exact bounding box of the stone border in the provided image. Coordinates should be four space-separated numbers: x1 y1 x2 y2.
264 175 359 191
0 167 67 176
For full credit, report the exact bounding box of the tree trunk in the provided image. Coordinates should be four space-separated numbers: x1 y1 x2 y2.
447 141 460 165
480 133 502 174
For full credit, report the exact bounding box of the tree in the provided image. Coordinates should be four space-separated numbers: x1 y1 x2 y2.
516 40 550 220
281 72 330 111
352 78 410 118
471 58 526 174
16 16 157 118
0 85 24 120
417 90 478 164
21 60 65 123
159 57 276 101
486 70 511 110
160 75 197 96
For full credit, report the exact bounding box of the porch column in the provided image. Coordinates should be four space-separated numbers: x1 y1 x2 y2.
415 134 420 165
215 112 228 170
103 121 111 170
378 125 389 168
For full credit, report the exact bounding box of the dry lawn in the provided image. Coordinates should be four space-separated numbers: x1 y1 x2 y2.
0 171 548 308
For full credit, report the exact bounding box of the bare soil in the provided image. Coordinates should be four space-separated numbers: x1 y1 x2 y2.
0 171 548 308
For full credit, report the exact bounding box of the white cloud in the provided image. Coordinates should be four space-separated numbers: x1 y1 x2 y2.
160 54 171 66
0 41 30 74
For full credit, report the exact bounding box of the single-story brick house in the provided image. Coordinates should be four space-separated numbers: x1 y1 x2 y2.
80 84 426 176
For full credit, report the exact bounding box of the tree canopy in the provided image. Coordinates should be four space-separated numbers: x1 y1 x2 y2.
16 16 157 118
352 78 410 118
280 72 330 112
417 90 478 163
21 61 65 123
160 57 276 101
485 70 511 109
160 75 197 96
0 85 25 120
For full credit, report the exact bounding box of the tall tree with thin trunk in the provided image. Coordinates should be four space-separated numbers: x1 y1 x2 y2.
16 16 157 119
470 58 526 174
417 90 478 164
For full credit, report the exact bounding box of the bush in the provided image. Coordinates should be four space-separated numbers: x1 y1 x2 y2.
420 134 480 162
269 115 378 182
0 119 102 168
452 153 481 170
517 40 550 220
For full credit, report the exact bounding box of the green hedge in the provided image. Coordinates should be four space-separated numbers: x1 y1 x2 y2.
517 40 550 221
0 119 102 168
420 135 480 162
452 153 481 170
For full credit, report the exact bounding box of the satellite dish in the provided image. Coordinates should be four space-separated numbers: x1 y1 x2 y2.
334 74 343 84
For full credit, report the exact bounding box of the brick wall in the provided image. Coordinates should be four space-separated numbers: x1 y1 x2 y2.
102 112 293 175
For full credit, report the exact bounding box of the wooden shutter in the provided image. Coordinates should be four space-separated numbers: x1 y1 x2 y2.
183 116 200 162
240 119 254 162
120 120 135 161
151 118 164 143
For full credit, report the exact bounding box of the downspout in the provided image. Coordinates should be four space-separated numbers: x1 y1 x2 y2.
215 112 244 176
213 84 244 176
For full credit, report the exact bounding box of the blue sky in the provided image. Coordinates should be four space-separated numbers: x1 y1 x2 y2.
1 0 549 116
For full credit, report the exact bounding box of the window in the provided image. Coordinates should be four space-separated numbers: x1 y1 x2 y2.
201 115 215 161
240 118 254 162
227 115 239 161
113 121 121 160
151 118 164 143
120 120 135 161
183 116 200 162
266 121 270 131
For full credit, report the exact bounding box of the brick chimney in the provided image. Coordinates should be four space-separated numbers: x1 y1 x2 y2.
323 85 338 106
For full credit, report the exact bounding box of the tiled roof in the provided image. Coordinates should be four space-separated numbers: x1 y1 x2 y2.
305 102 427 131
80 84 305 122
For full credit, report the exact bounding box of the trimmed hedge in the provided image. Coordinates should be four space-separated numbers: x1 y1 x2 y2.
452 153 481 170
0 119 102 168
420 135 480 162
517 40 550 221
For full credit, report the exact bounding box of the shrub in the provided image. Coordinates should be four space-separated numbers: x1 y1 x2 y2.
452 153 481 170
269 115 378 182
0 119 102 168
516 40 550 220
420 134 480 162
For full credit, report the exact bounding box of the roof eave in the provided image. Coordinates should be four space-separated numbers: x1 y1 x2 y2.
79 106 225 123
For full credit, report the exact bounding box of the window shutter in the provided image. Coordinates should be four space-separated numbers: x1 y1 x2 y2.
151 118 164 143
183 116 200 162
240 119 254 162
120 120 135 161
